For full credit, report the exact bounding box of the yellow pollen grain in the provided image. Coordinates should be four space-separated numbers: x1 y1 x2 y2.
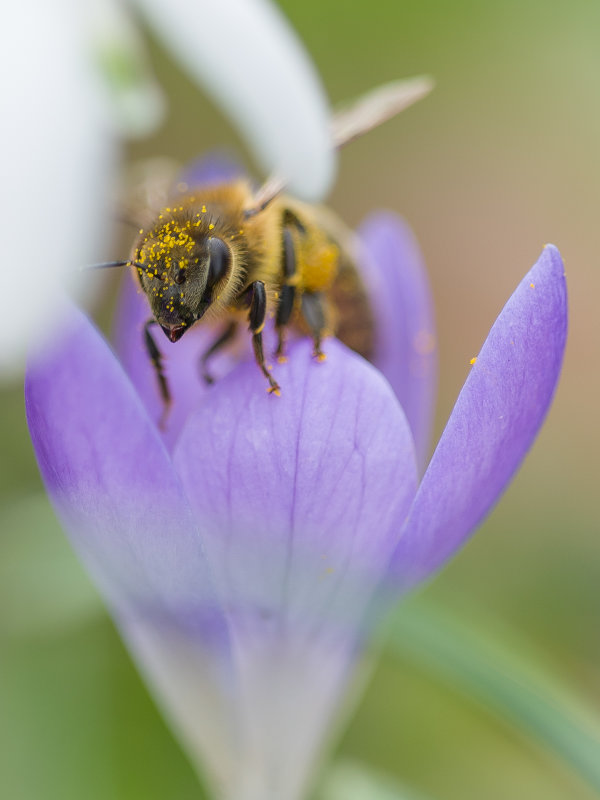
530 282 535 288
209 223 215 230
470 356 477 365
201 205 207 213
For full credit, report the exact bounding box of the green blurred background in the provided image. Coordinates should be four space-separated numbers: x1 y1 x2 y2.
1 1 599 798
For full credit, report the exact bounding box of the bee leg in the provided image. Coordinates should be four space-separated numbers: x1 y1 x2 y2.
275 227 298 361
249 280 281 395
143 319 172 428
275 285 296 361
199 321 238 384
301 292 328 362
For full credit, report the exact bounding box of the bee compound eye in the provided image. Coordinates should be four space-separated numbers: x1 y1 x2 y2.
207 237 231 287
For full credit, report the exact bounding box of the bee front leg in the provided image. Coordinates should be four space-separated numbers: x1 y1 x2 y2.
275 227 298 361
199 321 238 384
248 280 281 395
301 292 328 362
143 319 172 428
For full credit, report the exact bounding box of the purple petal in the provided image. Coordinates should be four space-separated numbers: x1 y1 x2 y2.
173 338 418 800
391 245 567 590
358 212 437 469
178 151 247 188
112 273 244 450
25 305 240 795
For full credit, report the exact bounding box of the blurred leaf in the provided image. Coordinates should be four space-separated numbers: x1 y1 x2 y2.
0 493 103 636
0 496 205 799
318 760 432 800
386 600 600 793
0 615 204 800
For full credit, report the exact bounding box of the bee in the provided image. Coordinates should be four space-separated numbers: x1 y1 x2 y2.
94 78 432 423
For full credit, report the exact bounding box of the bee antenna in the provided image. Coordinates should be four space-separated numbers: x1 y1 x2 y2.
83 261 146 271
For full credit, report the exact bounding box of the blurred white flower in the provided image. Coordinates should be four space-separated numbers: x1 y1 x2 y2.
0 0 333 376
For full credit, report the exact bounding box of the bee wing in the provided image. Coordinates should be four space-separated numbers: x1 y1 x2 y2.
330 75 434 149
247 75 433 214
118 157 183 230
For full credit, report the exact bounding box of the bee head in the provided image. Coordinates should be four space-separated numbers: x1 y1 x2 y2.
135 220 232 342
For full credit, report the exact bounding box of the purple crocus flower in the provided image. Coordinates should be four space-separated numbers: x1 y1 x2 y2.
25 210 566 800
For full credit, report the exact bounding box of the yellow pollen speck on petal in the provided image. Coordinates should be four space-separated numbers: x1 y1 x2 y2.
470 356 477 365
530 282 535 288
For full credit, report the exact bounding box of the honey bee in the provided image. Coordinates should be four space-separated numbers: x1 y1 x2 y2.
95 78 432 423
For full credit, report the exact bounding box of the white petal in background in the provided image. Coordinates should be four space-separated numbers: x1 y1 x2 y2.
90 0 166 138
0 0 333 377
132 0 335 200
0 0 117 376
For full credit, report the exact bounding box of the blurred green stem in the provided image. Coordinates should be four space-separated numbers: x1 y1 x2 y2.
386 600 600 793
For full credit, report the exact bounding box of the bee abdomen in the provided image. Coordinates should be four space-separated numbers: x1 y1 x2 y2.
328 253 375 361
